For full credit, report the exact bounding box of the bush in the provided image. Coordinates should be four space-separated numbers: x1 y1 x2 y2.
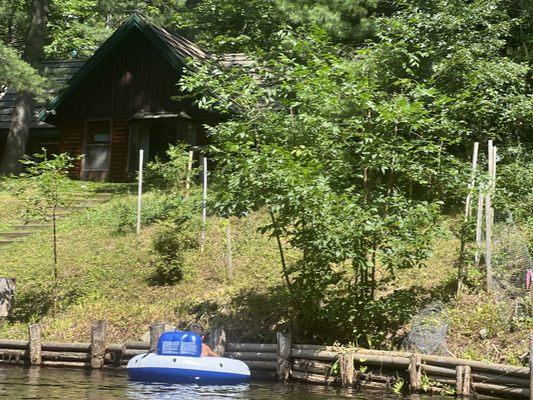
144 143 196 192
149 220 198 285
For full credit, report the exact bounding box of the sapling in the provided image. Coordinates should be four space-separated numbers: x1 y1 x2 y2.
9 150 76 283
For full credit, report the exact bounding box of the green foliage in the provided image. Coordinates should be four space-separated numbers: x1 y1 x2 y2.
495 145 533 229
149 219 198 285
144 143 196 192
8 150 76 224
180 0 531 344
0 43 47 99
391 378 404 394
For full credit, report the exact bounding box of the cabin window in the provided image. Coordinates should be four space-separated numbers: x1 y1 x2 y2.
84 120 111 171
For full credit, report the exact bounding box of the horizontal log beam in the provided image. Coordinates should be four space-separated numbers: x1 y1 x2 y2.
41 351 90 362
226 343 277 352
42 342 90 352
293 358 333 375
292 370 336 385
225 351 277 361
0 340 28 349
291 349 337 361
241 360 277 371
0 349 27 360
125 341 149 350
422 364 529 388
421 354 529 378
354 353 410 368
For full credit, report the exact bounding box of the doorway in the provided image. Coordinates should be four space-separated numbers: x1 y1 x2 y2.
128 118 197 173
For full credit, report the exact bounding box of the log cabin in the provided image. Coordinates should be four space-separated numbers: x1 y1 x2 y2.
0 14 249 181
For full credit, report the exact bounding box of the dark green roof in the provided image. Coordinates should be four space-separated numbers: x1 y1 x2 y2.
0 61 84 130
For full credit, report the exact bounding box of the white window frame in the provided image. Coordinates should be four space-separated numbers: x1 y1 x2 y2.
82 118 113 173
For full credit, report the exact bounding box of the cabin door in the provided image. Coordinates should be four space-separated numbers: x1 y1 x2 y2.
82 119 112 181
127 119 197 173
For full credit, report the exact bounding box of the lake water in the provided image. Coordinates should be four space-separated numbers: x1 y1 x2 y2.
0 365 451 399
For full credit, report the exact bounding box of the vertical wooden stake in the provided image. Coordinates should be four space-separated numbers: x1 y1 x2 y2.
225 223 233 283
529 335 533 400
136 149 144 235
150 323 166 353
208 327 226 356
90 320 107 369
458 142 480 296
339 352 355 388
200 155 207 253
485 140 493 293
185 150 193 198
456 366 464 396
28 324 42 366
463 365 471 396
409 354 422 392
464 142 479 221
276 332 292 381
0 278 16 319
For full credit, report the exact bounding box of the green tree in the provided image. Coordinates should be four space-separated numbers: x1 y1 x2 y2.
0 0 50 176
9 151 76 282
0 43 47 98
180 0 531 343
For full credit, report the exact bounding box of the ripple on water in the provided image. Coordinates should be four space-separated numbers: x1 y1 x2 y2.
0 365 449 400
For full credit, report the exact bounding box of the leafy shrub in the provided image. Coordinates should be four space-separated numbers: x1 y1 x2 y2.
144 143 197 192
149 220 198 285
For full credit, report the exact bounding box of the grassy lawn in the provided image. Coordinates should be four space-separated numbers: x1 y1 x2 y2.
0 186 289 343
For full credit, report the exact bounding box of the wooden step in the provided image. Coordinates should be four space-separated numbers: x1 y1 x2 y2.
0 240 19 246
12 224 51 230
45 214 68 220
0 232 32 239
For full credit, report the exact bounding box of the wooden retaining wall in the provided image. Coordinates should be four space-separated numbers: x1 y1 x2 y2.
0 322 531 400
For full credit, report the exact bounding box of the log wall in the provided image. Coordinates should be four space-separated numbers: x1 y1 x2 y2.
0 322 530 399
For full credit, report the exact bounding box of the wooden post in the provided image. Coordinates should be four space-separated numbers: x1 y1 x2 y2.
150 323 166 353
136 149 144 235
456 366 464 395
225 223 233 282
485 140 493 293
529 335 533 400
208 327 226 356
339 352 355 388
28 324 42 365
409 353 422 392
0 278 16 319
463 365 471 396
200 155 207 253
458 142 480 296
90 320 107 369
277 332 292 381
185 149 194 198
464 142 479 221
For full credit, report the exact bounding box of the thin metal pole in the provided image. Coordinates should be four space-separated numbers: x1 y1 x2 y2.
529 334 533 400
474 190 484 268
185 150 193 198
136 149 144 235
200 155 207 252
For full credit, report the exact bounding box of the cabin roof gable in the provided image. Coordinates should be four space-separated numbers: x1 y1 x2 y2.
40 14 208 120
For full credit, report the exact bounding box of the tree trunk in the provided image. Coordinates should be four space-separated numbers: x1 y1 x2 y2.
0 0 50 176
